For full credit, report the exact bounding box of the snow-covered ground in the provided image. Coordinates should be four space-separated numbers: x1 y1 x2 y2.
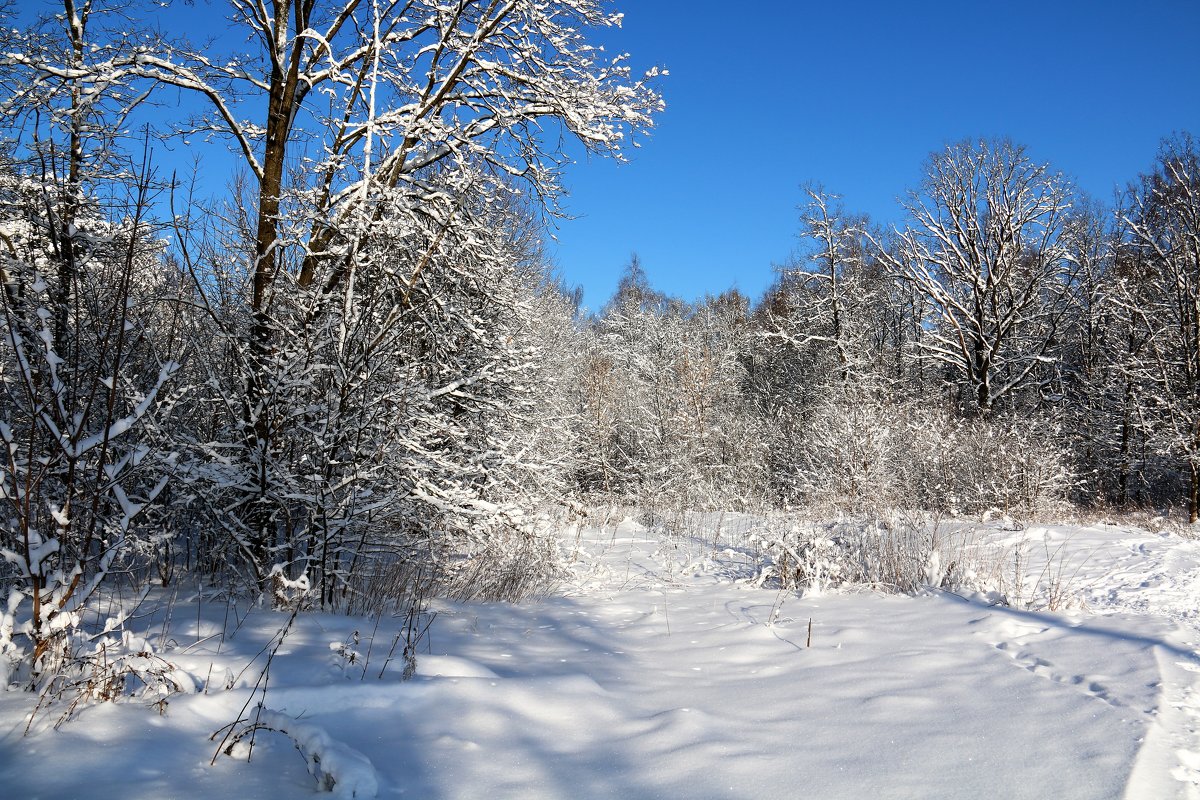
3 515 1200 798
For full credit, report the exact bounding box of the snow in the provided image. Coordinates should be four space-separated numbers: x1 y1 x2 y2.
249 709 379 799
3 516 1200 798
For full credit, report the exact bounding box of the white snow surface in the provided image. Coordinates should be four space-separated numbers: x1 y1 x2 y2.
3 516 1200 798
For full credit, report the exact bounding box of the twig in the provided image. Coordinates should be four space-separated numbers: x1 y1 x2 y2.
210 609 297 765
360 612 383 680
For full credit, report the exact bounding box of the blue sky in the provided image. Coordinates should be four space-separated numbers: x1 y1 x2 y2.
552 0 1200 308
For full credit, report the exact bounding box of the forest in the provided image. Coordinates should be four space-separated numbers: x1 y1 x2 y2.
1 0 1199 738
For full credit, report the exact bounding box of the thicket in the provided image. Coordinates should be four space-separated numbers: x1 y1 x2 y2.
572 140 1200 524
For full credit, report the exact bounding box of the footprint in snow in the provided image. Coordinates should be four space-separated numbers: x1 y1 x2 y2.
991 642 1134 715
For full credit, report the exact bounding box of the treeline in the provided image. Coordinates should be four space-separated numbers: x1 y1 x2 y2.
557 136 1200 522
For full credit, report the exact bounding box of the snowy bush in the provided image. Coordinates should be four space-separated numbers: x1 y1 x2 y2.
904 408 1075 516
4 582 197 729
0 169 181 690
35 627 196 726
749 513 1006 598
790 388 1074 516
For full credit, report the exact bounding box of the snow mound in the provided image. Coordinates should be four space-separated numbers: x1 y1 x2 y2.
416 655 499 679
253 709 379 798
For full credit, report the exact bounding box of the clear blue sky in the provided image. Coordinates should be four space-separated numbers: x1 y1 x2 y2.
552 0 1200 308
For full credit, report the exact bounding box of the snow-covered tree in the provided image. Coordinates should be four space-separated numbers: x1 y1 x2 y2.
78 0 664 583
746 191 914 502
0 2 186 681
1117 133 1200 519
880 139 1081 415
0 161 182 684
770 186 878 381
573 260 767 511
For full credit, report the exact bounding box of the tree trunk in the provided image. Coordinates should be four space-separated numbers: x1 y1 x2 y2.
1189 460 1199 524
238 0 317 578
1118 380 1133 507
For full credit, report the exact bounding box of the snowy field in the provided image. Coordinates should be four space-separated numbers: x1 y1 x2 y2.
3 515 1200 799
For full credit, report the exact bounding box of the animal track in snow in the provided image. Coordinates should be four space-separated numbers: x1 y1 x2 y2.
991 641 1133 714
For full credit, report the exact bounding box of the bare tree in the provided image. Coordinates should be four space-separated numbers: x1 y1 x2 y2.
777 186 874 380
1118 133 1200 519
877 139 1080 415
